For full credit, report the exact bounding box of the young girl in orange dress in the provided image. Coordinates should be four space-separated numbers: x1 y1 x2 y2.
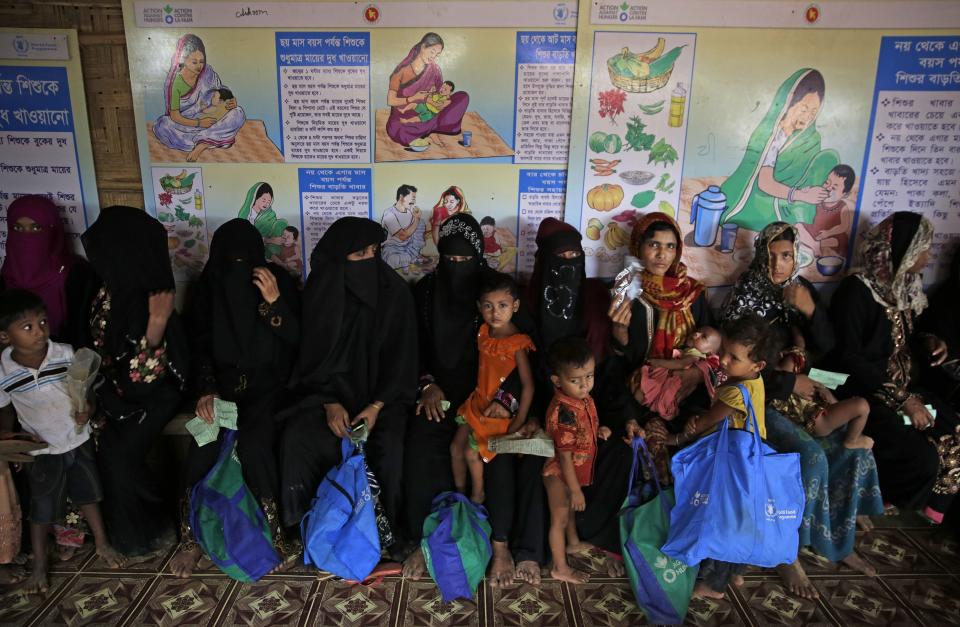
451 272 535 504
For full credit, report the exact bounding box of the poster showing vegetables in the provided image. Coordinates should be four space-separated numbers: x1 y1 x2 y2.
151 166 210 280
578 32 696 277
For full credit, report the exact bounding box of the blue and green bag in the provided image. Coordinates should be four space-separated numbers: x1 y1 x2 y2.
620 437 698 624
422 492 492 602
190 429 280 582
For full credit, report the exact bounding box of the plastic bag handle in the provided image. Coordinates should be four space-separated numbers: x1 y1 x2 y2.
340 436 358 462
625 437 671 519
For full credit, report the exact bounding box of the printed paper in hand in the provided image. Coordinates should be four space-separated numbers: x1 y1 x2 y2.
808 368 850 390
185 417 220 447
488 430 556 457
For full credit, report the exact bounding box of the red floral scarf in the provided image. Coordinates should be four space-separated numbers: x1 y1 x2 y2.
630 212 705 359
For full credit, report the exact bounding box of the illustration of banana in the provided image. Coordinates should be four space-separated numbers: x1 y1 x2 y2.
603 223 630 250
637 37 666 62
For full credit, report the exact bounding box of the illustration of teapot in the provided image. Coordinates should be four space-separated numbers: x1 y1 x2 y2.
689 185 727 247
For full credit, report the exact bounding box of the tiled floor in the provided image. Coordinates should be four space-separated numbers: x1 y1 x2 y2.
1 514 958 626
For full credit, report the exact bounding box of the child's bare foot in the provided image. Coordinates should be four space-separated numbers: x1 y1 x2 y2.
551 564 589 584
515 560 541 586
857 515 875 533
22 569 48 594
732 574 745 587
0 564 26 584
489 541 515 588
844 435 874 450
96 543 127 569
775 561 819 600
692 581 724 599
402 547 427 580
841 551 877 577
169 544 202 578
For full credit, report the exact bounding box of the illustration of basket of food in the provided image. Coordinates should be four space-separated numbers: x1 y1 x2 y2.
159 170 196 194
606 38 684 93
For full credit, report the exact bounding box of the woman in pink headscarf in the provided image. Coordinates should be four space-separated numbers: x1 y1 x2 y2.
1 195 99 347
386 32 470 147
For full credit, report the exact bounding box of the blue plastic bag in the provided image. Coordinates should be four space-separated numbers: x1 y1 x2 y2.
190 430 280 582
422 492 492 602
662 384 804 568
301 438 380 581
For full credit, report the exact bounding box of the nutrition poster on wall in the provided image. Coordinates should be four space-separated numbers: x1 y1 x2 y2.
121 0 577 280
0 28 99 265
565 0 960 285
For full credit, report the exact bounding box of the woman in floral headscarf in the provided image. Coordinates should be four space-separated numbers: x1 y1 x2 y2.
724 222 883 598
831 212 959 528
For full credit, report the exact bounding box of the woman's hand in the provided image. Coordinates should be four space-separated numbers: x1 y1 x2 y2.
795 186 828 205
903 396 934 431
252 267 280 304
324 403 351 438
813 383 837 405
598 426 612 441
923 335 949 367
411 90 432 103
353 404 381 434
608 299 632 346
225 98 238 110
783 282 815 318
146 290 176 348
198 117 215 129
517 417 540 438
793 374 817 400
416 384 448 422
74 402 91 426
624 419 644 441
195 394 217 424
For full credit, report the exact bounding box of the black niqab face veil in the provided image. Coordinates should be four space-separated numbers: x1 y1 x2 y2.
297 217 386 379
528 219 586 350
433 214 486 369
81 206 175 352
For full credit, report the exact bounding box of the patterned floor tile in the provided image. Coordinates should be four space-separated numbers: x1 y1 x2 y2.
684 593 750 627
490 579 569 626
566 547 621 578
732 579 833 626
126 575 235 626
307 577 398 626
47 544 96 573
881 576 960 626
870 510 933 529
33 573 154 626
0 573 72 627
218 578 317 626
816 578 918 626
570 578 648 626
899 528 960 573
399 579 481 626
854 529 945 575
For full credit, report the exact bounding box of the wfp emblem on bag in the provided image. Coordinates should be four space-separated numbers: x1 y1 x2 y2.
355 486 372 515
765 498 798 522
690 491 709 507
653 555 688 584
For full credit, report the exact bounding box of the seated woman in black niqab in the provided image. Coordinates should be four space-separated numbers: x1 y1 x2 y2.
279 217 417 560
170 219 300 577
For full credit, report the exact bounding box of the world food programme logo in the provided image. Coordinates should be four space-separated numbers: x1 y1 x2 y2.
553 4 569 22
766 499 777 519
690 491 709 507
12 36 29 56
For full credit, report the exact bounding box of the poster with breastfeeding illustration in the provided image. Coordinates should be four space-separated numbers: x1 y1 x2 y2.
579 32 695 277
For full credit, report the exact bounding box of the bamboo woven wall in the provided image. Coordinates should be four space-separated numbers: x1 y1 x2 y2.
1 0 144 208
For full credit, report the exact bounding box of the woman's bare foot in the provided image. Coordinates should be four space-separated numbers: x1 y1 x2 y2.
96 543 127 569
515 560 541 586
186 143 210 162
0 564 26 584
692 581 724 599
489 541 515 588
22 569 48 594
841 551 878 577
550 564 589 584
402 547 427 580
844 435 874 450
775 561 819 600
857 515 875 533
169 544 202 578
